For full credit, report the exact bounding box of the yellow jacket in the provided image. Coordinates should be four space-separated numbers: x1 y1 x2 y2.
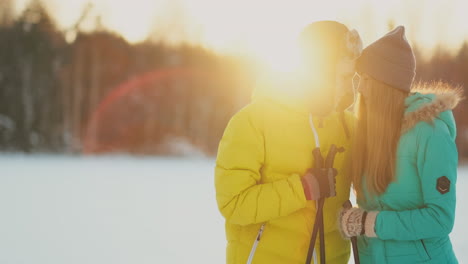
215 81 353 264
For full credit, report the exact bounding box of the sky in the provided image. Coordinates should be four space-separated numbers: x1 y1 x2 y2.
12 0 468 62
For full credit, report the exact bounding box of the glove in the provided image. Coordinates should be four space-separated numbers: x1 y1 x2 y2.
339 207 379 238
301 168 337 201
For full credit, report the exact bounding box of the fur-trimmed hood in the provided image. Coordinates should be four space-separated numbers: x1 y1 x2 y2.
402 82 464 135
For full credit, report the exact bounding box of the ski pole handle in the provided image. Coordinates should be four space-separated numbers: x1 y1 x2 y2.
312 148 324 169
325 144 345 169
343 200 352 209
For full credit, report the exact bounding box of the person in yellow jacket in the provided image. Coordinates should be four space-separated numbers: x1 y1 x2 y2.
215 21 362 264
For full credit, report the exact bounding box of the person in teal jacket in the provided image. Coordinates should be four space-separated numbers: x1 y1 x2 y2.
339 26 462 263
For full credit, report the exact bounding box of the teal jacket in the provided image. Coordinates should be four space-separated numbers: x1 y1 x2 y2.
357 89 462 264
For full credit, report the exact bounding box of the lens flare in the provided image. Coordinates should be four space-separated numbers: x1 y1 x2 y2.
83 67 216 154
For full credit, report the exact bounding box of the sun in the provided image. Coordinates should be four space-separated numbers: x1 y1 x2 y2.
255 39 303 74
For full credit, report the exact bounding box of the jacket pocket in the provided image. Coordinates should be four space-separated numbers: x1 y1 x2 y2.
415 239 431 262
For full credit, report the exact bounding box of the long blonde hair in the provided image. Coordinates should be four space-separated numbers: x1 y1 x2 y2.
350 77 409 198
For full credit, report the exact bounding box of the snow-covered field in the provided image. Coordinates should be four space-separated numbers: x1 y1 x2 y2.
0 155 466 264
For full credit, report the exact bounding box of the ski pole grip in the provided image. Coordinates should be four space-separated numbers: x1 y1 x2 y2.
343 200 353 209
312 148 323 169
325 144 337 168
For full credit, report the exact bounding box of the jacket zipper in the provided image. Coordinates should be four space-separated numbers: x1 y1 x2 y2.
309 114 321 148
246 224 265 264
310 114 320 264
245 115 320 264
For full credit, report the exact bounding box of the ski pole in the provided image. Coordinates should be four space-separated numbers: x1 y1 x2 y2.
305 147 323 264
306 198 325 264
305 145 344 264
318 145 344 264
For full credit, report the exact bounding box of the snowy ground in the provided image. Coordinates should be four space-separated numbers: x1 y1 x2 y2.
0 155 466 264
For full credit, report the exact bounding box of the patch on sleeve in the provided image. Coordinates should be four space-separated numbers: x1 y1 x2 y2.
436 176 451 195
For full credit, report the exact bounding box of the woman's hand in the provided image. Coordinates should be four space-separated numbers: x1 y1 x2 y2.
339 207 379 238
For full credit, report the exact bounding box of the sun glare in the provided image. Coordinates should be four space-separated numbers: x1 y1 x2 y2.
255 39 303 74
182 0 339 74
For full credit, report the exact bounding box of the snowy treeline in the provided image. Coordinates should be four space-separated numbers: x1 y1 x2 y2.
0 0 255 155
0 0 467 157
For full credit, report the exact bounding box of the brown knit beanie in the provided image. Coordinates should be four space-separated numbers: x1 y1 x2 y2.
356 26 416 92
